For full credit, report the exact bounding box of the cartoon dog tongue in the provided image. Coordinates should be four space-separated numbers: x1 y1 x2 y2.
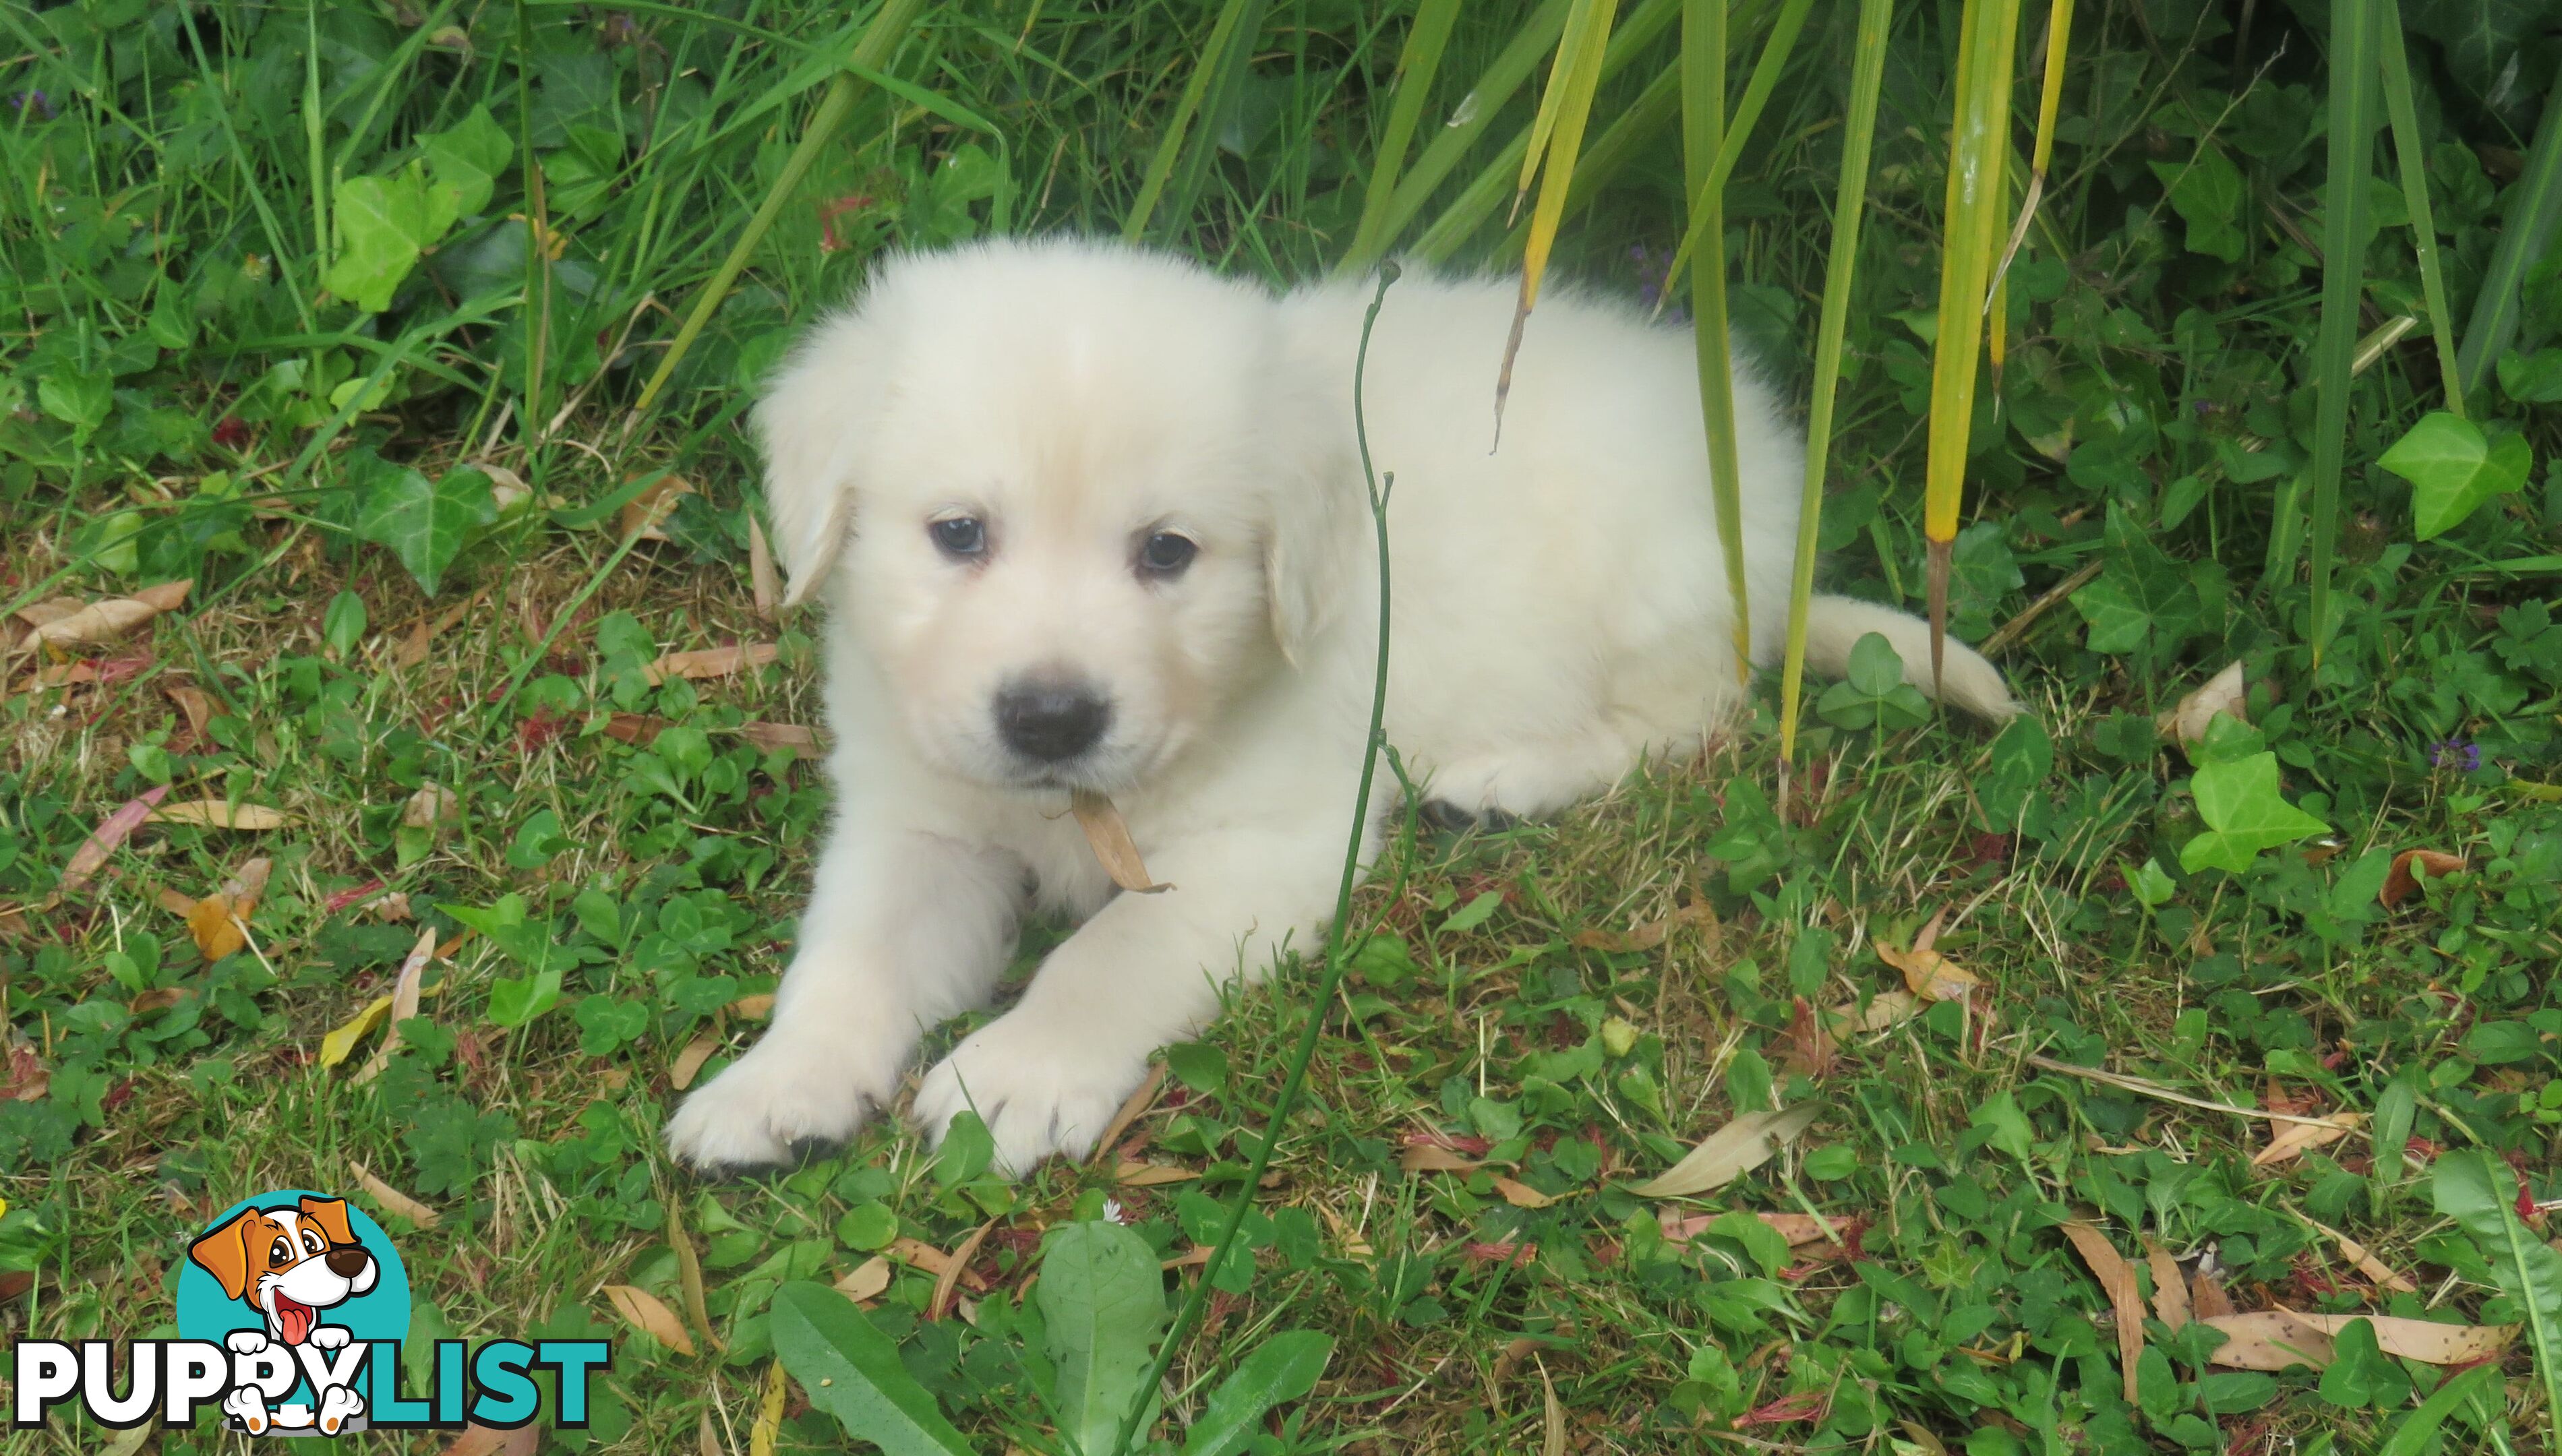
274 1294 316 1345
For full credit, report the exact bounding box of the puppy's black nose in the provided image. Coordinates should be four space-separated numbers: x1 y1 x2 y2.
994 679 1110 762
324 1246 371 1279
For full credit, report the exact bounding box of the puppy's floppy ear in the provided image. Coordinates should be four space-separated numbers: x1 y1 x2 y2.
297 1196 358 1247
188 1210 264 1300
1262 388 1364 666
754 311 878 609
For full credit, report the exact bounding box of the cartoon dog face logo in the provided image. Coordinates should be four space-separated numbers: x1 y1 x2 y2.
186 1195 380 1347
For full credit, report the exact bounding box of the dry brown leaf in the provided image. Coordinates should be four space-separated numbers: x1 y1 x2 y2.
889 1236 990 1292
737 721 821 754
355 927 439 1085
1400 1143 1481 1174
644 642 778 686
1627 1104 1819 1199
748 515 781 617
442 1422 539 1456
349 1156 440 1229
1877 911 1981 1004
2190 1267 2236 1321
131 580 193 613
2141 1236 2190 1332
1897 1420 1954 1456
59 785 171 896
726 994 775 1021
377 891 414 923
1493 1176 1560 1209
22 580 190 650
479 462 532 514
2251 1111 2362 1167
620 473 697 542
604 712 672 746
2380 849 2466 907
749 1360 785 1456
2201 1311 2516 1370
148 798 293 830
1570 900 1715 952
1090 1063 1168 1163
699 1411 725 1456
13 596 86 630
1114 1161 1199 1188
667 1194 721 1353
930 1222 993 1321
183 856 271 962
0 906 27 942
1779 994 1836 1079
403 783 462 830
1315 1202 1373 1261
129 986 193 1015
155 886 197 916
1539 1358 1566 1456
2062 1221 2145 1403
669 1030 721 1091
1070 790 1171 893
165 684 214 740
2159 661 2248 755
4 1032 51 1102
1828 988 1922 1033
396 595 479 669
604 1283 697 1356
2301 1217 2419 1294
1659 1211 1851 1248
835 1256 892 1304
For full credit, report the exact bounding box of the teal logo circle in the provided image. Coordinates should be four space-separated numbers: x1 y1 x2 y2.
177 1190 410 1426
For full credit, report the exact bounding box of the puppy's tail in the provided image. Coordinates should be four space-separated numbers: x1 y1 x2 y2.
1795 595 2020 721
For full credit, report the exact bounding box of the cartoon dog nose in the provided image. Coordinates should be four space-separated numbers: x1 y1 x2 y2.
994 679 1110 762
324 1246 372 1279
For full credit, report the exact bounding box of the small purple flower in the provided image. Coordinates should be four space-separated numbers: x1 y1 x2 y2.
1628 243 1688 321
2431 739 2480 772
7 90 55 120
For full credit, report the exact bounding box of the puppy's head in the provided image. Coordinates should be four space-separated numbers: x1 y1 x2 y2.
187 1196 378 1344
758 239 1352 793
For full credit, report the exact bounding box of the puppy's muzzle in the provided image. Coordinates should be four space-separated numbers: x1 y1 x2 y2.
994 677 1111 763
323 1246 372 1280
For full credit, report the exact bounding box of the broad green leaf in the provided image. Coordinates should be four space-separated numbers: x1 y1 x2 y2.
357 463 496 596
421 104 512 218
2178 752 2328 874
2149 146 2246 262
326 169 437 313
487 966 563 1028
1179 1331 1333 1456
770 1283 977 1456
2377 1364 2501 1456
2497 347 2562 402
1038 1219 1168 1456
38 368 113 438
2377 411 2532 540
934 1110 994 1188
2429 1150 2562 1429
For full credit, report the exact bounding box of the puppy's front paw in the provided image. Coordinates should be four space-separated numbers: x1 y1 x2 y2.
308 1324 351 1352
913 1014 1148 1178
225 1330 270 1356
666 1030 896 1172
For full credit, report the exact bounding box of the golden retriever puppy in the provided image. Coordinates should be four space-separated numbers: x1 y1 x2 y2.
666 237 2014 1176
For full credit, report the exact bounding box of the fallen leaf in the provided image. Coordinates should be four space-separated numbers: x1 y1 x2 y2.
165 684 216 740
2300 1217 2419 1294
834 1256 891 1303
0 905 31 941
1316 1202 1373 1261
700 1412 725 1456
403 783 462 829
2063 1221 2145 1403
1400 1143 1482 1174
320 996 395 1069
667 1194 721 1353
355 927 438 1085
1627 1104 1820 1199
605 712 672 746
1090 1063 1168 1162
2380 849 2467 907
1876 911 1981 1004
2190 1267 2236 1321
669 1030 721 1091
604 1283 697 1356
2201 1312 2515 1370
620 473 697 542
322 877 388 914
376 891 414 922
20 580 191 650
1114 1161 1199 1188
156 886 196 917
930 1222 993 1321
1069 790 1172 893
2159 661 2248 755
148 798 293 830
349 1156 440 1228
442 1424 539 1456
1897 1420 1954 1456
2251 1111 2362 1168
1828 988 1922 1033
748 1359 785 1456
4 1034 49 1101
748 515 780 617
1493 1176 1561 1209
889 1236 990 1292
480 462 532 514
13 596 86 630
59 785 171 896
2142 1236 2191 1331
1539 1358 1566 1456
1659 1210 1853 1248
129 986 193 1015
643 642 777 686
737 721 821 754
396 595 479 669
1779 994 1835 1079
185 896 249 962
1570 899 1715 952
726 994 775 1020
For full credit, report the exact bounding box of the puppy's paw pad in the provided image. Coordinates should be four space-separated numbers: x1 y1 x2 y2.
666 1035 880 1172
309 1325 351 1352
225 1331 270 1356
913 1018 1146 1178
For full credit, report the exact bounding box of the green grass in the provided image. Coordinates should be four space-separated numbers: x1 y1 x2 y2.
7 1 2562 1453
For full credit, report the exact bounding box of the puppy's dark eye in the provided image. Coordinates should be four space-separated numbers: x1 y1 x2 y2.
272 1239 291 1264
930 516 986 559
304 1232 326 1254
1137 531 1197 577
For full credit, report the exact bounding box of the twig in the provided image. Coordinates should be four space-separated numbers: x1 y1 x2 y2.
2025 1054 2371 1135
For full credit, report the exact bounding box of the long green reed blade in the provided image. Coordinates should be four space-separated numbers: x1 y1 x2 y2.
1683 0 1750 681
1516 0 1610 222
2306 0 2380 669
2453 60 2562 394
1494 0 1622 444
1921 0 2023 691
1782 0 1895 767
1652 0 1816 306
1987 0 2074 309
627 0 928 427
1346 0 1464 267
1158 0 1276 240
2375 0 2462 415
1123 0 1265 242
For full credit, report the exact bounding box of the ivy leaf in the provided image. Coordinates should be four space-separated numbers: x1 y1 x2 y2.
2149 145 2246 262
421 104 512 218
2377 411 2533 541
2178 751 2329 874
356 461 496 595
326 169 438 313
2496 348 2562 404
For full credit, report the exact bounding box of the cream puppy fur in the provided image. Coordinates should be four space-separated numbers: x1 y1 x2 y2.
665 237 2015 1176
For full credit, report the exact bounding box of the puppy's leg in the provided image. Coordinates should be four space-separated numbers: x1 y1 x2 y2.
912 822 1354 1176
667 821 1023 1171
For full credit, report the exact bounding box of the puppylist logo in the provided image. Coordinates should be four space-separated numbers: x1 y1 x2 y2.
11 1189 608 1436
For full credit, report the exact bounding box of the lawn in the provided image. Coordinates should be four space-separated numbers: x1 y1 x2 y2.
5 1 2562 1453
